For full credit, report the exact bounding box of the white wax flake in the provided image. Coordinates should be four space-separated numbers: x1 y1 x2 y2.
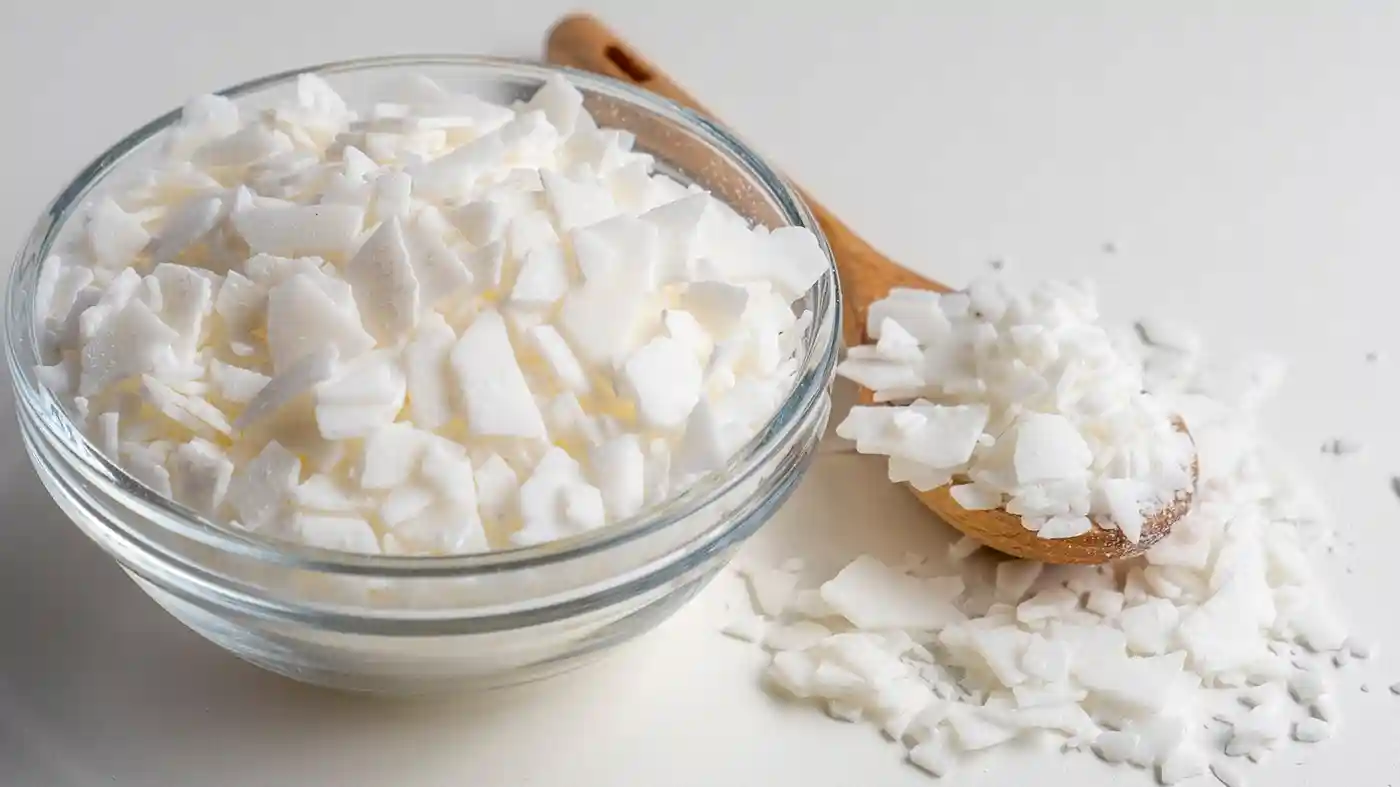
124 449 173 497
1086 588 1126 617
663 309 714 361
294 474 360 512
544 392 601 445
763 226 830 299
563 482 606 530
402 313 457 429
1015 588 1079 625
971 627 1030 686
169 439 233 516
1225 701 1289 755
994 560 1043 604
410 130 506 201
640 192 708 284
94 411 120 458
360 423 429 489
450 310 547 440
950 482 1001 511
589 435 646 520
1292 718 1331 743
510 242 571 307
78 300 179 396
474 453 519 522
238 346 338 431
767 618 828 649
344 217 420 343
1312 696 1339 722
79 268 142 341
507 210 559 257
721 614 767 643
372 170 414 220
227 441 300 532
1020 636 1072 684
527 324 590 395
173 93 239 147
404 206 473 308
525 74 584 137
1288 670 1329 703
293 513 381 555
1210 761 1247 787
265 272 375 373
1038 514 1093 539
745 567 800 617
141 375 231 436
542 170 618 230
314 349 405 409
949 711 1018 751
1101 477 1148 543
194 123 292 168
908 739 954 777
512 447 600 546
820 556 965 630
1092 730 1138 763
419 440 477 507
557 273 651 366
379 484 434 528
86 198 150 269
1013 414 1093 484
767 651 817 698
151 195 223 261
620 337 704 429
234 204 364 258
837 403 988 470
1158 746 1208 785
151 263 214 355
672 400 731 481
451 200 508 248
835 356 922 391
680 281 748 339
1135 317 1202 355
572 214 658 284
1120 599 1181 655
464 241 507 294
41 262 94 327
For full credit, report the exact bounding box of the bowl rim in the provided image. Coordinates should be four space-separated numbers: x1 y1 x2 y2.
5 53 841 579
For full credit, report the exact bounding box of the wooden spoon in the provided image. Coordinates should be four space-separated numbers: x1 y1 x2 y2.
545 14 1194 564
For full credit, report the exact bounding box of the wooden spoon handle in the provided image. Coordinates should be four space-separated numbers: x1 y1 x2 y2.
545 13 948 349
545 14 712 120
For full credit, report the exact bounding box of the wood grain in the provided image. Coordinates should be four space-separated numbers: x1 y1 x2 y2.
544 14 1193 564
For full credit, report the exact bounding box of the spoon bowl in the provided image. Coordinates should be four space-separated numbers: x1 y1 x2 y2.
545 13 1196 564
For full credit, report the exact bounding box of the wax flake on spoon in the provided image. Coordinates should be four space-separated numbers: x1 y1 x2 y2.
835 276 1193 542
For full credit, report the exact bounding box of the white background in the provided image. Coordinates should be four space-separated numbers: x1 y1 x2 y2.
3 2 1400 785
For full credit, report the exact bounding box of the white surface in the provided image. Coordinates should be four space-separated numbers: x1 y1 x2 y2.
3 2 1400 785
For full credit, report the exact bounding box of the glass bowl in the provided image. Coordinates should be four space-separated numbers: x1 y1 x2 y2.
4 56 840 693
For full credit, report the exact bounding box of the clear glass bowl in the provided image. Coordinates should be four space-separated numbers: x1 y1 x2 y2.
4 56 840 693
